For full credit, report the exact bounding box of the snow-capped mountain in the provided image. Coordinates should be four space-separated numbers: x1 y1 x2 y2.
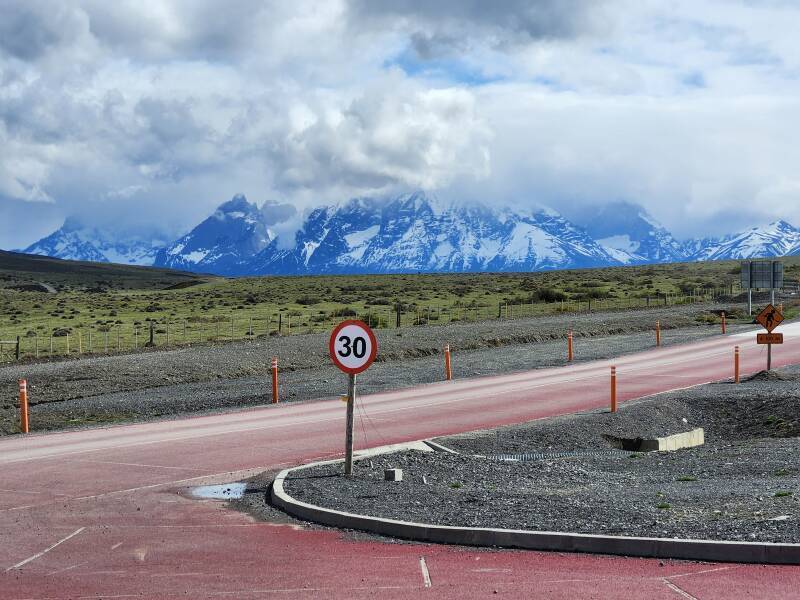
251 192 617 275
22 217 165 266
154 195 275 275
19 192 800 276
688 220 800 261
577 202 688 264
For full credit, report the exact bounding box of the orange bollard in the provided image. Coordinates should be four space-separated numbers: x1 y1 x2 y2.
271 357 279 404
734 346 740 384
19 379 29 434
721 312 727 334
610 366 617 413
444 344 452 381
656 321 661 347
567 330 574 362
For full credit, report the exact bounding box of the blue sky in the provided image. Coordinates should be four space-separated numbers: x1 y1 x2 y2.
2 0 800 247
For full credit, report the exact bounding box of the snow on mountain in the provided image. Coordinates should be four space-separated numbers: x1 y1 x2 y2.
576 201 689 264
20 192 800 276
154 194 276 275
253 191 617 275
688 220 800 261
22 217 165 265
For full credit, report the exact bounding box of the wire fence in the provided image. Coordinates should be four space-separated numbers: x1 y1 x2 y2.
0 287 754 363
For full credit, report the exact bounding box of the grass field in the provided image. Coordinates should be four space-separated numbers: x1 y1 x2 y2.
2 250 799 361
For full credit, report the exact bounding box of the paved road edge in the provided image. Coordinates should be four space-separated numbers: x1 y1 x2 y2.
271 449 800 565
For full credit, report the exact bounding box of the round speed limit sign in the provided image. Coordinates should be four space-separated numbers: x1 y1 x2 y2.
329 320 378 375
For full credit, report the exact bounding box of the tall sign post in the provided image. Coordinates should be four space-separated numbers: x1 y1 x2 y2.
741 260 783 316
329 320 378 475
755 304 784 371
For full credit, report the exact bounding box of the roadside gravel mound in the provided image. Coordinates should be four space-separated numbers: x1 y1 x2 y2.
282 365 800 543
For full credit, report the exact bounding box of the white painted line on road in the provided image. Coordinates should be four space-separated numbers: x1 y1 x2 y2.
419 556 432 588
5 527 85 571
668 565 737 579
68 458 209 472
662 578 699 599
46 561 87 576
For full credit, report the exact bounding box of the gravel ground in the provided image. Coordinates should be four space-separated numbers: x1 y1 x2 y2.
282 366 800 543
0 302 750 434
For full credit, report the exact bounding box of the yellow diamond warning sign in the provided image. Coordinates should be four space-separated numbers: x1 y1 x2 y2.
755 304 784 333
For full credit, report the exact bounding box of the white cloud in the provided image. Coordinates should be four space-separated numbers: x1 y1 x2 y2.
2 0 800 248
268 77 491 194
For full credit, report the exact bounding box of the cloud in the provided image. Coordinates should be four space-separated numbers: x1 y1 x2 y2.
267 77 491 194
0 2 88 61
2 0 800 250
350 0 607 57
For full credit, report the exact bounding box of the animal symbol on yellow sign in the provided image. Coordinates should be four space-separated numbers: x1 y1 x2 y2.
755 304 784 333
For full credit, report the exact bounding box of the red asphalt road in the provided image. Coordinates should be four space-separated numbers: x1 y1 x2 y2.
1 326 800 599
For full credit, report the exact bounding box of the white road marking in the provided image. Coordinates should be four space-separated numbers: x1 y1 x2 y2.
668 565 737 579
69 459 209 472
419 556 432 588
5 527 86 571
46 561 86 576
663 579 699 599
111 542 123 550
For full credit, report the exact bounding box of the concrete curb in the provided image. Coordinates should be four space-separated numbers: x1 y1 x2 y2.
271 449 800 565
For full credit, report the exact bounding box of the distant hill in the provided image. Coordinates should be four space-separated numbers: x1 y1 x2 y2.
0 250 210 292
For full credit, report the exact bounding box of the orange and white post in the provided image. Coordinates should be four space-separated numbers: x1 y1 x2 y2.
567 330 574 362
271 357 279 404
610 366 617 413
444 344 453 381
19 379 29 434
721 311 727 334
655 321 661 347
734 346 740 384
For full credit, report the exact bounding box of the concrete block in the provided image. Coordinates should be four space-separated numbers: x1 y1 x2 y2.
640 428 704 452
603 428 704 453
384 468 403 482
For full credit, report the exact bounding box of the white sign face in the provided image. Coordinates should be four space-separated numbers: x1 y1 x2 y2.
329 320 378 375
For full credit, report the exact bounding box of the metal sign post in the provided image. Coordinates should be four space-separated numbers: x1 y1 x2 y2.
329 320 378 476
345 373 356 475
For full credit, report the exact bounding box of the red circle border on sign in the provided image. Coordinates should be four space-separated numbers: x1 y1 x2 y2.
329 320 379 375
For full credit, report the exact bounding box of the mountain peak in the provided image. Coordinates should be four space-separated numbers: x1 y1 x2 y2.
689 219 800 261
216 194 256 215
155 194 274 275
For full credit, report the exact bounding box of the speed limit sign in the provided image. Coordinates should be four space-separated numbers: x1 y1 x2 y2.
329 320 378 476
329 320 378 375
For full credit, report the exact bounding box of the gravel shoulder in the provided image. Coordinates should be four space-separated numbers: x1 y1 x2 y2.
0 302 750 434
282 367 800 543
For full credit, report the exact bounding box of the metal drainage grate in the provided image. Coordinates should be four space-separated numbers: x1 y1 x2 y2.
487 449 629 462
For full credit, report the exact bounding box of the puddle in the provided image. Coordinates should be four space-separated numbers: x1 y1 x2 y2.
191 482 247 500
